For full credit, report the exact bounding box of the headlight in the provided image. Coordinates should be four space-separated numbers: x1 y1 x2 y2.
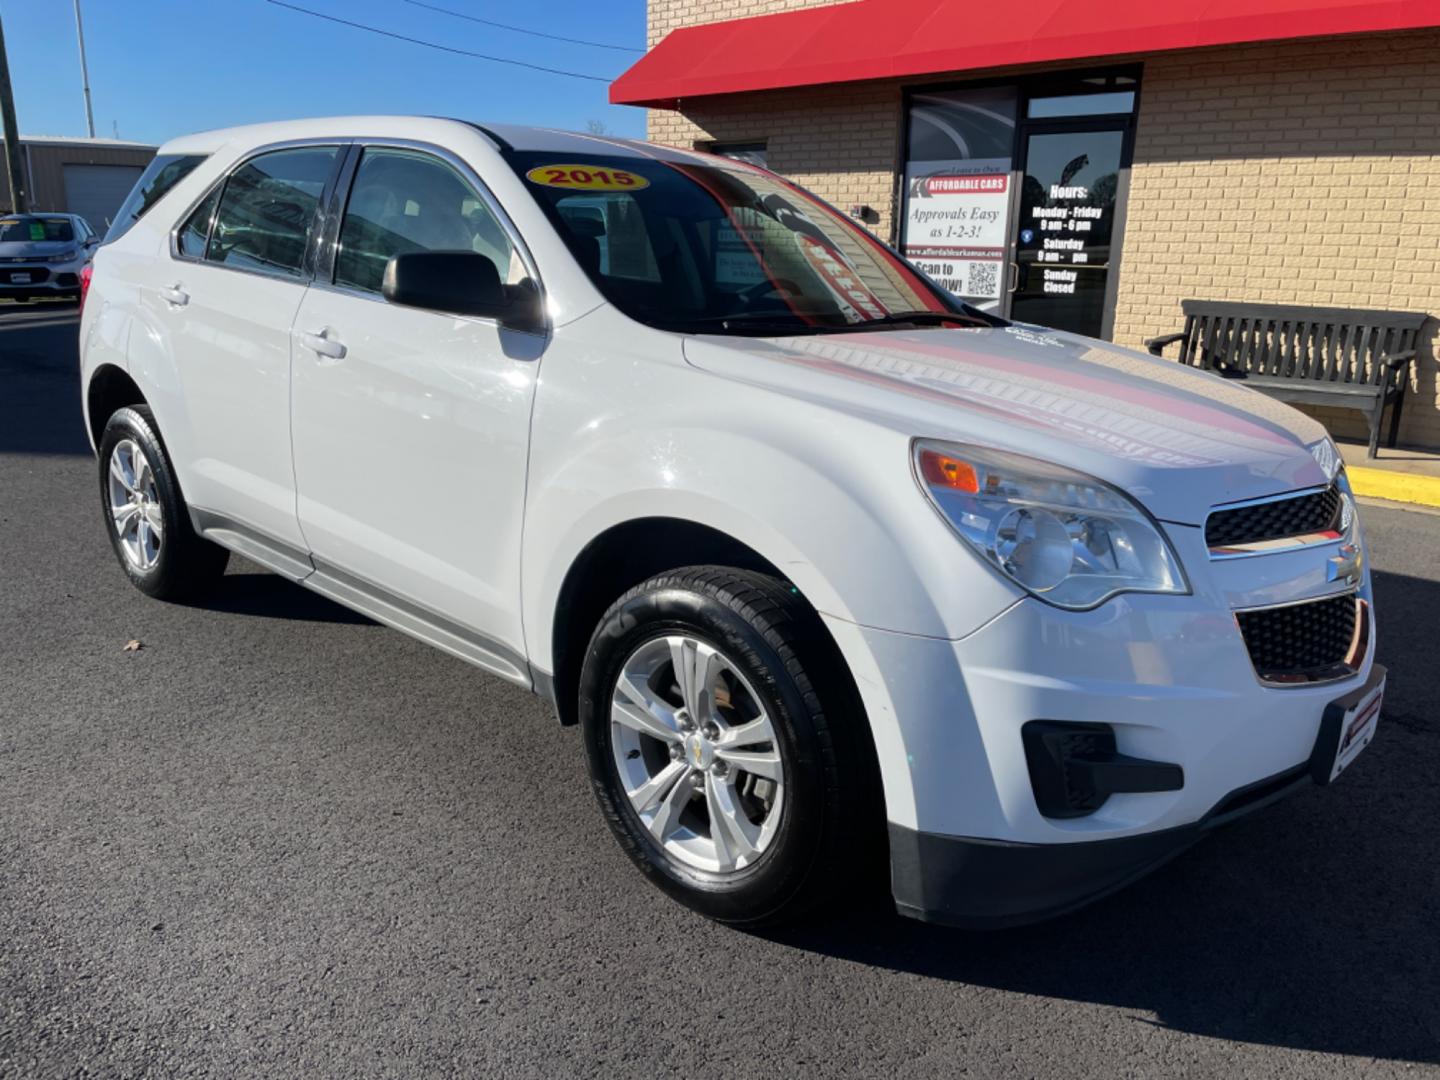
42 249 79 263
913 439 1189 610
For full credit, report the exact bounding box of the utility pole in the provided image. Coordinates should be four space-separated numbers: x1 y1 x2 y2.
0 13 28 214
74 0 95 138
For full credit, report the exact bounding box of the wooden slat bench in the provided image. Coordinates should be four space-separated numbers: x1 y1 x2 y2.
1144 300 1431 457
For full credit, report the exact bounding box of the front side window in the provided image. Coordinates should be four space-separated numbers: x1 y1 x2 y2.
334 147 522 295
105 153 207 244
206 146 338 278
507 151 996 335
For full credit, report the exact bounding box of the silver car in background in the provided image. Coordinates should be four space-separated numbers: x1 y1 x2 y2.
0 213 101 303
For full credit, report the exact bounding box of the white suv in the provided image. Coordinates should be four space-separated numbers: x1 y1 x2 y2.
80 117 1384 928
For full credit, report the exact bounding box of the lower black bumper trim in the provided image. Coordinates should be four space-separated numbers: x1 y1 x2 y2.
891 765 1313 929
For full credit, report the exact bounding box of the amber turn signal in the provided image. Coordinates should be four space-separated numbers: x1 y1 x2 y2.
918 449 979 493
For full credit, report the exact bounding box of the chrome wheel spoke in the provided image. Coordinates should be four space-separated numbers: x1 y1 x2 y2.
109 455 135 493
612 670 681 743
715 714 774 748
645 766 696 843
714 746 782 781
111 502 139 531
131 449 151 492
142 502 164 538
704 771 760 871
668 635 723 725
628 759 689 814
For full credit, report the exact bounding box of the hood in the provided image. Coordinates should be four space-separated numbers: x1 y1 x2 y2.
0 240 77 259
684 323 1335 525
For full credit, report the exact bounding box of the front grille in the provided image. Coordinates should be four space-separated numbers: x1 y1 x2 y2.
1 266 48 284
1206 485 1342 549
1236 593 1359 682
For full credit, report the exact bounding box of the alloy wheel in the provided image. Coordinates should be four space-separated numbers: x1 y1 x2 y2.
107 438 163 571
610 634 785 873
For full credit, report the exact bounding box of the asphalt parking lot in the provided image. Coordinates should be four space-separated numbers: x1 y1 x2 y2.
2 302 1438 1078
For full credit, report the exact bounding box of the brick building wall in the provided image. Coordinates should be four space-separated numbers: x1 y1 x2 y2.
1113 31 1440 448
647 0 841 47
641 1 1440 449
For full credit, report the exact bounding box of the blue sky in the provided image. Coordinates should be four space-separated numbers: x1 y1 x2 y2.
1 0 648 146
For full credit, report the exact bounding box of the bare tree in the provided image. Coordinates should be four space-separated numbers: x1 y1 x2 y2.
584 119 609 136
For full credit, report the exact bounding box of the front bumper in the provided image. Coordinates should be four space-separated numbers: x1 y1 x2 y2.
890 758 1313 928
820 519 1379 927
890 660 1384 927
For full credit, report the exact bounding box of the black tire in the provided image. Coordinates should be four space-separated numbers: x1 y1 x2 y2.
578 566 882 927
97 405 229 600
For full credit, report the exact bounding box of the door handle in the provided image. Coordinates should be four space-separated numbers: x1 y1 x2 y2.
1007 261 1020 294
298 329 347 360
159 284 189 307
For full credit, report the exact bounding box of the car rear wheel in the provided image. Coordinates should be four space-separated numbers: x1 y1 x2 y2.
579 566 881 926
98 406 228 600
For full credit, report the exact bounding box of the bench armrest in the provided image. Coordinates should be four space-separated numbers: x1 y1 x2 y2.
1144 332 1186 357
1381 349 1417 370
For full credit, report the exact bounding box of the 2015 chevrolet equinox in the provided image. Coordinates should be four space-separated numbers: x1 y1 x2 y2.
80 118 1384 928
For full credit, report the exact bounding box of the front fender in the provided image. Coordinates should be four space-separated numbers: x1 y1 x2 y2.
521 317 1021 674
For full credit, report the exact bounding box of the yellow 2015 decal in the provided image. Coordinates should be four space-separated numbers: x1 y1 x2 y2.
525 164 650 191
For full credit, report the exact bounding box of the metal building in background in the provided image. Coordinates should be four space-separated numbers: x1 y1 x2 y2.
0 136 155 232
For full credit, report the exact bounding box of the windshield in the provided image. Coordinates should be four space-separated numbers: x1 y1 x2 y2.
506 151 1002 335
0 217 75 244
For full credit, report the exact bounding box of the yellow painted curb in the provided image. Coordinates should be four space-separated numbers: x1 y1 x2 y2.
1346 465 1440 510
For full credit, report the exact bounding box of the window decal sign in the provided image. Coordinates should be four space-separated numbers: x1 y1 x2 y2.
525 165 649 191
902 157 1011 305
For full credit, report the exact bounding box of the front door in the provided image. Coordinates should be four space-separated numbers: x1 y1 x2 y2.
1009 125 1127 338
289 144 540 657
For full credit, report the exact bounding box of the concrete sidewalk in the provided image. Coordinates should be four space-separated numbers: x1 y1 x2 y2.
1338 440 1440 510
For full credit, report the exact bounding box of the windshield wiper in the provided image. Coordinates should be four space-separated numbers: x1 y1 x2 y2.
678 312 840 336
848 310 997 330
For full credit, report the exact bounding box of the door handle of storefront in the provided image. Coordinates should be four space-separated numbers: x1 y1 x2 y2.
1007 261 1020 294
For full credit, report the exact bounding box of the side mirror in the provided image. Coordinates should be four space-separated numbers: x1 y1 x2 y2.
382 251 541 330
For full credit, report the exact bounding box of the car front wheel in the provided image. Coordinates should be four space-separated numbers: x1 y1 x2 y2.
579 566 880 926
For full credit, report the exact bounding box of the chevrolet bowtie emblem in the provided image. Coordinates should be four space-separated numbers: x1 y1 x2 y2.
1327 543 1362 586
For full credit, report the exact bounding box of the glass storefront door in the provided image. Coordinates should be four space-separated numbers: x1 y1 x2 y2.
900 70 1138 339
1009 125 1126 338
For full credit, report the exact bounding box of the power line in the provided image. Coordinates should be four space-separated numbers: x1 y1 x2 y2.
403 0 642 53
263 0 613 82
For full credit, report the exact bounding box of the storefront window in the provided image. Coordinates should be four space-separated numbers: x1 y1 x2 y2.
901 69 1138 338
1027 91 1135 118
900 86 1018 312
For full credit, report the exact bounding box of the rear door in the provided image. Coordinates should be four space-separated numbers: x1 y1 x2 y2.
289 142 542 657
151 143 344 557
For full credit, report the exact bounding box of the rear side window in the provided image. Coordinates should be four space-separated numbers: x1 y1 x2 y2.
176 187 220 259
334 146 521 294
206 146 338 278
105 154 207 244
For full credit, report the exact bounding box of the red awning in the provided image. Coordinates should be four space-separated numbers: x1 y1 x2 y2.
611 0 1440 107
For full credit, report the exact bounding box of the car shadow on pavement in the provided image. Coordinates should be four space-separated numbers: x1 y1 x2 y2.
0 304 92 457
764 567 1439 1065
177 569 377 626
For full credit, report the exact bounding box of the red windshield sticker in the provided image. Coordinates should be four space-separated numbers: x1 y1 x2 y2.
795 236 890 321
